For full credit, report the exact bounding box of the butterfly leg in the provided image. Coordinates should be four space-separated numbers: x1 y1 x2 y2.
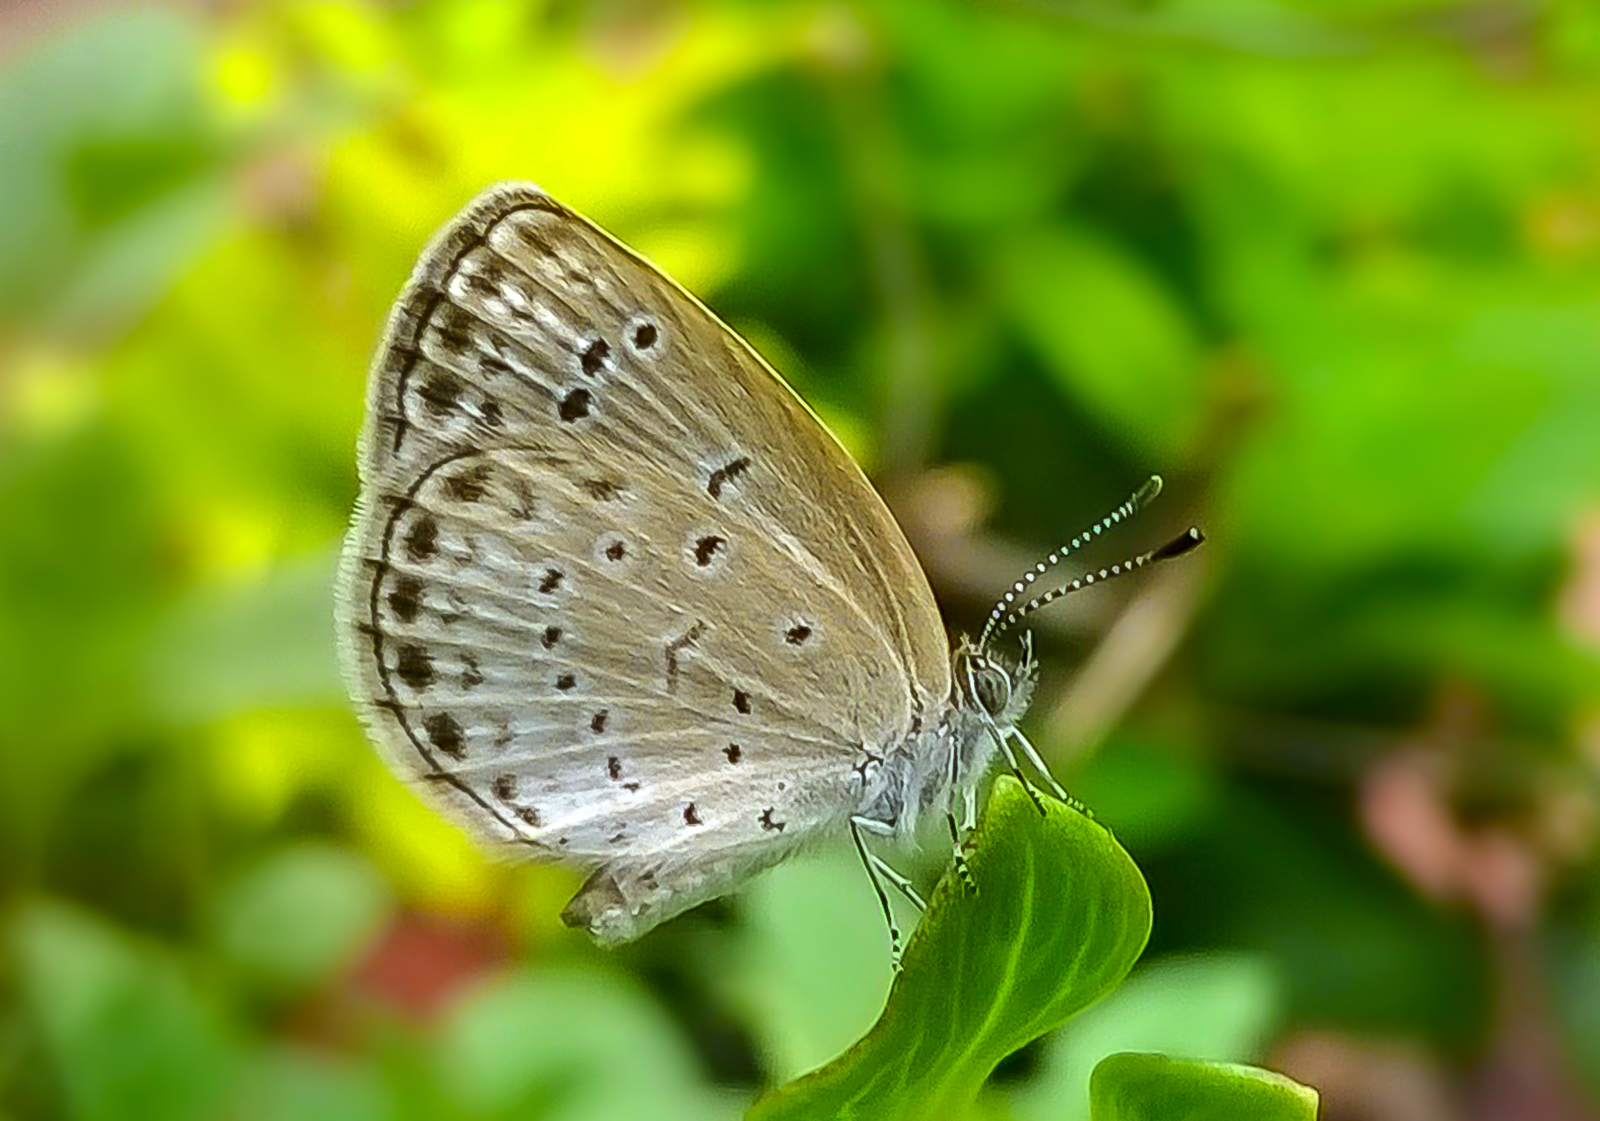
850 817 903 965
850 816 922 967
868 851 928 911
987 720 1048 814
850 816 925 908
945 812 977 893
1009 726 1071 805
945 740 977 892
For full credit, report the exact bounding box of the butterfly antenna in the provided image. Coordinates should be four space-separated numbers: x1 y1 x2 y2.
988 528 1204 644
979 475 1166 649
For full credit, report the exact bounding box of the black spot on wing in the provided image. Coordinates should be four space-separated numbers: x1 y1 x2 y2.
444 463 491 503
558 388 592 422
424 713 464 758
707 456 751 498
695 535 726 566
582 478 625 501
405 516 438 562
387 575 422 622
395 645 434 689
420 372 464 415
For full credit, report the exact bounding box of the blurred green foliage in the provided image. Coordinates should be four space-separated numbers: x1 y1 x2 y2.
3 0 1600 1118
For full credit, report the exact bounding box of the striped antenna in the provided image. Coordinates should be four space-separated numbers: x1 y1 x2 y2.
978 475 1166 649
986 528 1204 646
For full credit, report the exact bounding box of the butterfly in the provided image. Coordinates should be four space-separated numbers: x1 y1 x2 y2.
335 183 1201 954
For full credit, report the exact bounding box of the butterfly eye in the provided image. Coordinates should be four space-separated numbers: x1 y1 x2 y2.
972 664 1012 717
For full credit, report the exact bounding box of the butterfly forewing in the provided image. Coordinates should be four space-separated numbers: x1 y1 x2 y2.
337 184 952 934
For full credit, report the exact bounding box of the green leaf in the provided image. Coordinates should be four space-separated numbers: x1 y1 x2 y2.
1003 225 1203 459
437 966 741 1121
1089 1053 1319 1121
1006 952 1285 1121
748 776 1152 1121
734 844 895 1080
145 551 345 723
210 843 393 991
0 8 227 330
10 902 237 1121
232 1046 391 1121
1543 872 1600 1105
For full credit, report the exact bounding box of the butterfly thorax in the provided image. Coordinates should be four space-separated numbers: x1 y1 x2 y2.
856 635 1038 842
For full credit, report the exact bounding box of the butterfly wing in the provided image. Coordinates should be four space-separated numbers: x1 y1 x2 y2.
336 183 951 939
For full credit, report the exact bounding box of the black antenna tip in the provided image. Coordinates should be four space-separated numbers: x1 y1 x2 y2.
1151 527 1205 562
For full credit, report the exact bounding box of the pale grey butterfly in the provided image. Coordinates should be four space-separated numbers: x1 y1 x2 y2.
335 183 1201 955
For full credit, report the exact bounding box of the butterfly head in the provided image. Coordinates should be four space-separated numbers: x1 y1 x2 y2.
954 632 1038 732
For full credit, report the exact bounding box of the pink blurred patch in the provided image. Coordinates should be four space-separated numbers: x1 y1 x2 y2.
351 909 509 1020
1360 747 1542 931
1275 1030 1456 1121
1559 513 1600 643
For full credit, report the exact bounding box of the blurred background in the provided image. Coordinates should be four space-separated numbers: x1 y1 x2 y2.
3 1 1599 1118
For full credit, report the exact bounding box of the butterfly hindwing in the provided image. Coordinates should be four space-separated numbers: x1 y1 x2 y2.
336 183 954 939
